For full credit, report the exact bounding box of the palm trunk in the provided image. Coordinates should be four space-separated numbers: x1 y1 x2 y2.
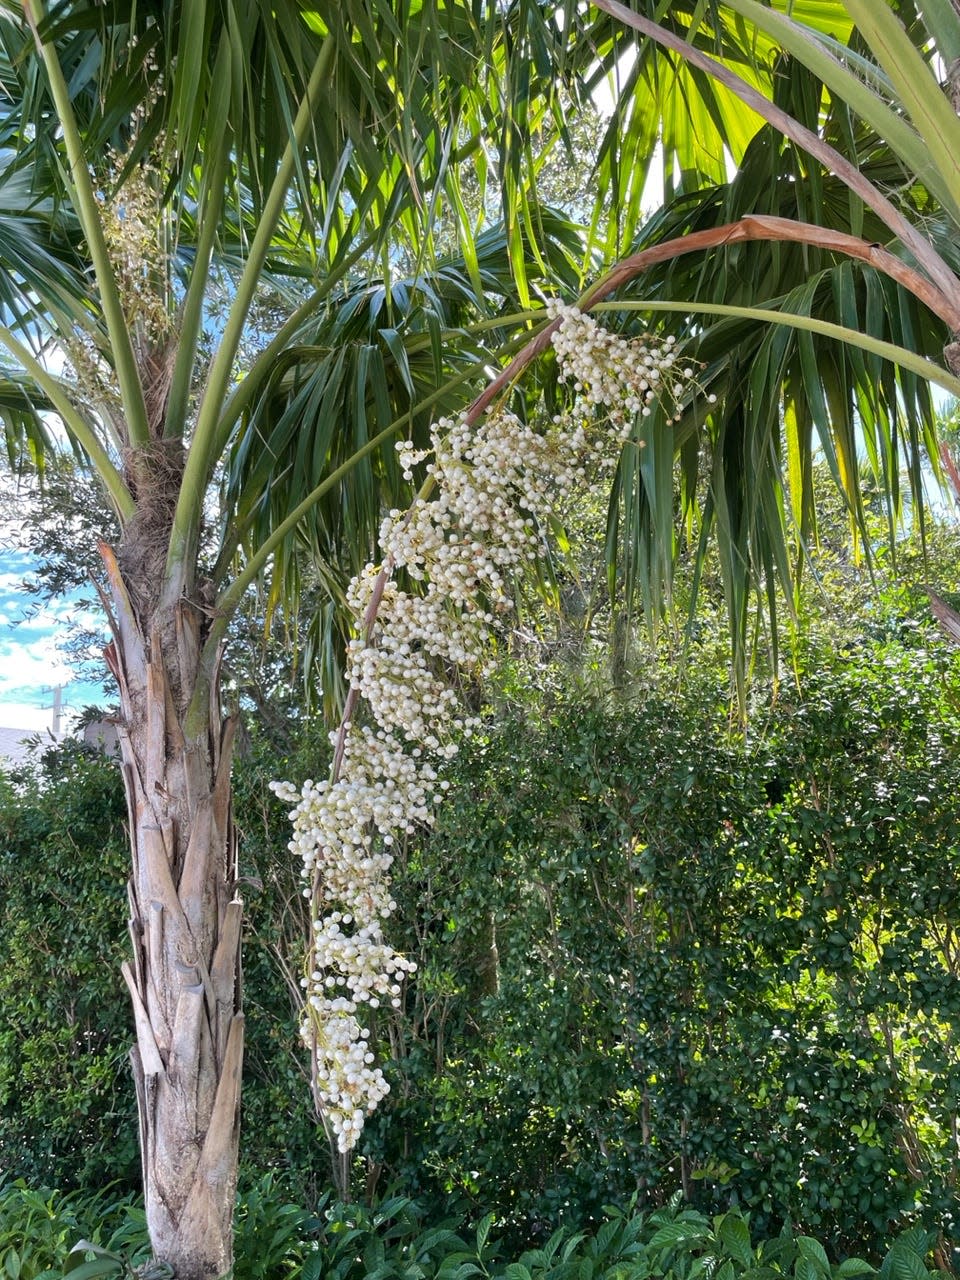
99 543 243 1280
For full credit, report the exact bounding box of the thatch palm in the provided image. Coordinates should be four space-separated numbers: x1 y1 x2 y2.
0 3 583 1275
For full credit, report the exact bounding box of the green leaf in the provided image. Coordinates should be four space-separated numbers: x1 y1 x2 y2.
718 1214 754 1268
796 1237 831 1278
475 1213 496 1255
505 1265 533 1280
844 0 960 218
837 1261 876 1278
650 1222 710 1249
60 1262 124 1280
879 1243 932 1280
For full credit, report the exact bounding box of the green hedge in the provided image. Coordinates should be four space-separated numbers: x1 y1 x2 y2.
2 609 959 1262
0 741 138 1188
371 629 960 1260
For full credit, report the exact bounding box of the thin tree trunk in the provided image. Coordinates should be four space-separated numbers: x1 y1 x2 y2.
98 543 243 1280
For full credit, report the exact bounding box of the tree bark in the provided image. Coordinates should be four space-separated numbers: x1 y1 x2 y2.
98 543 243 1280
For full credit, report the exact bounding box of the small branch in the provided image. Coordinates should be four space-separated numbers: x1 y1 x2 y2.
164 138 232 441
939 441 960 504
582 214 960 333
929 589 960 645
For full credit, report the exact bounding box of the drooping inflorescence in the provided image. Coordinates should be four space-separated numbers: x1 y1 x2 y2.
273 303 707 1153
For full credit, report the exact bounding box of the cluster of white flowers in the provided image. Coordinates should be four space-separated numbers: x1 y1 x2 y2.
274 304 707 1153
98 144 172 341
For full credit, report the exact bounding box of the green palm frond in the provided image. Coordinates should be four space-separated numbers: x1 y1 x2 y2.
216 207 584 716
6 0 960 714
594 174 949 696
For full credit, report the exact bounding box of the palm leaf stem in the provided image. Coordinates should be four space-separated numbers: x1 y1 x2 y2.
581 214 960 333
589 0 960 312
22 0 151 449
916 0 960 63
164 137 232 441
592 299 960 398
843 0 960 217
0 326 134 519
163 37 336 610
721 0 960 225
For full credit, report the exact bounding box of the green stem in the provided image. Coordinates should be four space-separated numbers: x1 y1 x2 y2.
23 0 149 447
721 0 960 225
211 133 497 459
210 329 534 592
164 39 336 606
212 233 379 458
0 327 134 521
185 421 398 734
164 140 232 440
591 299 960 397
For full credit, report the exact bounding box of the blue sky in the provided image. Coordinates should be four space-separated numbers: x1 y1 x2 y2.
0 547 107 733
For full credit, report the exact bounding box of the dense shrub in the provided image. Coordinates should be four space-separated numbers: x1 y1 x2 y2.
0 741 138 1188
3 590 960 1263
371 623 960 1261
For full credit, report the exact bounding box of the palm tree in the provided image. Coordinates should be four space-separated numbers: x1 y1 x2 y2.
0 3 584 1275
552 0 960 676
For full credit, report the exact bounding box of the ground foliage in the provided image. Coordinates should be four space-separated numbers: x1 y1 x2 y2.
0 1177 945 1280
2 533 960 1263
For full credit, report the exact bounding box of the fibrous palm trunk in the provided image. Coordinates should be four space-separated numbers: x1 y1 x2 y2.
98 541 243 1280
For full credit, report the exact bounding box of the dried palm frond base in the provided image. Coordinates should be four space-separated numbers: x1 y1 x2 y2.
929 589 960 647
118 438 187 621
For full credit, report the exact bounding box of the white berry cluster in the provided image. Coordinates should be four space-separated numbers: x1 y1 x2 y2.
547 300 716 421
274 303 703 1154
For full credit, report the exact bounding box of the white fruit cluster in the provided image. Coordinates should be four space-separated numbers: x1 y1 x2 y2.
548 300 716 420
274 304 704 1153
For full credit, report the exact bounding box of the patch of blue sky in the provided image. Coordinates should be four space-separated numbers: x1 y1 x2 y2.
0 547 108 731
